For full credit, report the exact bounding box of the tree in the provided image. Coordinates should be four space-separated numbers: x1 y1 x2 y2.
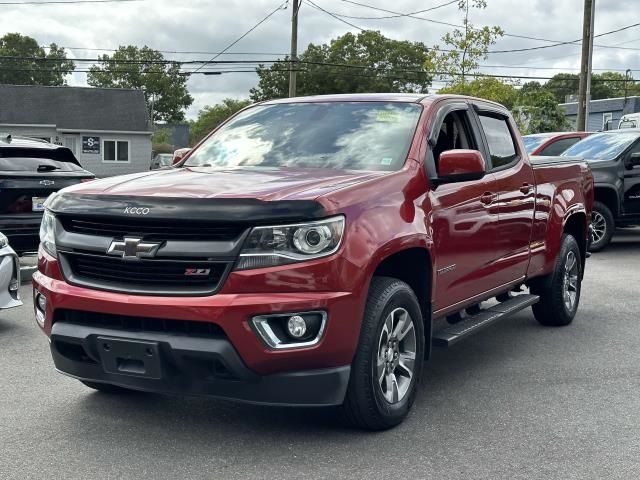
425 0 503 83
515 83 569 134
190 98 251 145
87 46 193 123
439 77 519 109
543 71 640 104
250 31 432 101
0 33 74 85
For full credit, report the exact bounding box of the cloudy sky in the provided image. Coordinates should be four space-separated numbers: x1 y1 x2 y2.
3 0 640 118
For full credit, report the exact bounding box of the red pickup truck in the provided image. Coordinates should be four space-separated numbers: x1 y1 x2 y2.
33 94 593 430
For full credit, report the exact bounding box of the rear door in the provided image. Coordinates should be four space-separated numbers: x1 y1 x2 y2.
474 107 536 285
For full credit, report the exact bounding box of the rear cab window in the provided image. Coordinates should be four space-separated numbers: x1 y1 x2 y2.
0 147 83 172
477 113 519 169
539 137 581 156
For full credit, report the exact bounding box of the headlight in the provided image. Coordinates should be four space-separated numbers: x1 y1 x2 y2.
0 232 8 249
235 216 345 270
40 210 57 257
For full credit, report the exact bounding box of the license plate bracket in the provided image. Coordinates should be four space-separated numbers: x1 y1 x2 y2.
96 336 162 379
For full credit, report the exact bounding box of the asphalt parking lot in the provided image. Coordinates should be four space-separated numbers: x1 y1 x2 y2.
1 229 639 480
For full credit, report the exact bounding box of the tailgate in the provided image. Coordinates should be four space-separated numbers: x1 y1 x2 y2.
0 175 91 214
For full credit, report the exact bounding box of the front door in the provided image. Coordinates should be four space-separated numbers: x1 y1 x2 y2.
623 144 640 215
63 136 77 156
427 105 503 313
475 110 536 284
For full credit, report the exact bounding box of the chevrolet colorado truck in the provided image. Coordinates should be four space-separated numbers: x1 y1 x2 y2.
561 129 640 251
33 94 594 430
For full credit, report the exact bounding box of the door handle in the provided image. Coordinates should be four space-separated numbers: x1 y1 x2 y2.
480 192 496 205
520 183 533 194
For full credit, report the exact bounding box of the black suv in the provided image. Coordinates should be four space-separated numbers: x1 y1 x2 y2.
0 135 94 255
562 129 640 251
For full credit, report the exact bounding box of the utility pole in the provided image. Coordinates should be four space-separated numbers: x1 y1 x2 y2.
288 0 300 98
577 0 595 131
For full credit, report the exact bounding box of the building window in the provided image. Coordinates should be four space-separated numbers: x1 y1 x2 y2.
103 140 130 162
602 112 613 130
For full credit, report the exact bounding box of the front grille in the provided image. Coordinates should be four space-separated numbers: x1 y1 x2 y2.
61 252 229 295
54 309 225 339
58 216 248 242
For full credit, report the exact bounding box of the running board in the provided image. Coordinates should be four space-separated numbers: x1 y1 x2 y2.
432 294 540 347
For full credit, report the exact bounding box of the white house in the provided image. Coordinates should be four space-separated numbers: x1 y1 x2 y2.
0 84 153 177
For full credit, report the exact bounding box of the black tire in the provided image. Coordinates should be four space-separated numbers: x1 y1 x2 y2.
531 234 582 326
589 201 615 252
340 277 425 430
81 380 133 394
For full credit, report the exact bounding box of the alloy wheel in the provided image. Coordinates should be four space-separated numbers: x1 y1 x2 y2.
562 250 579 312
376 307 417 404
591 211 607 245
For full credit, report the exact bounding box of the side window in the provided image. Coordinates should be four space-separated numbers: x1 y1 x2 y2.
539 137 581 156
432 111 476 175
478 114 518 169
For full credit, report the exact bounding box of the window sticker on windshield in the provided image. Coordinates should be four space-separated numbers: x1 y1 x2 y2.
376 110 400 122
381 157 393 165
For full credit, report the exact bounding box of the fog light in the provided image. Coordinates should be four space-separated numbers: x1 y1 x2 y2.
35 292 46 327
251 311 327 349
287 315 307 339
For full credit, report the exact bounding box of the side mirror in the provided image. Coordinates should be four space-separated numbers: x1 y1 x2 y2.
435 150 486 184
172 148 192 166
626 152 640 169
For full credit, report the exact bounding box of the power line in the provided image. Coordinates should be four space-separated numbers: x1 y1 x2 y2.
324 0 457 20
0 0 141 4
191 1 287 74
305 0 364 30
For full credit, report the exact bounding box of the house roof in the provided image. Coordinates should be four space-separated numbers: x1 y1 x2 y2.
0 84 152 132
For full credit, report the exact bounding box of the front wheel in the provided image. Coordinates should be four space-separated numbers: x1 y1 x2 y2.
589 201 615 252
340 277 425 430
531 234 582 326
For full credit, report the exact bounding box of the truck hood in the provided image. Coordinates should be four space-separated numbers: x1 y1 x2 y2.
63 166 386 201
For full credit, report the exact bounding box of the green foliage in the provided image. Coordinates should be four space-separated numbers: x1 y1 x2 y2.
152 128 172 146
544 71 640 103
250 31 432 101
0 33 74 85
87 46 193 123
439 77 519 109
514 82 569 134
424 0 503 82
190 98 251 145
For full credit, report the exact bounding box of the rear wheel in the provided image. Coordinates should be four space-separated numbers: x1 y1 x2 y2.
340 277 424 430
589 201 614 252
531 234 582 326
81 380 133 394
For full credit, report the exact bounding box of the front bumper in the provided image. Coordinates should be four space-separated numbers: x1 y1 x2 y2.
51 321 350 406
0 245 22 310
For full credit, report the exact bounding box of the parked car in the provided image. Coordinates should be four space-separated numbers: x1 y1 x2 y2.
172 147 191 165
0 135 95 255
0 232 22 310
523 131 592 156
618 113 640 129
561 129 640 251
150 153 173 170
33 94 593 430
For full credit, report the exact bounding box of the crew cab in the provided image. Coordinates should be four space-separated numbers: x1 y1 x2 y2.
0 135 94 255
561 129 640 251
33 94 593 430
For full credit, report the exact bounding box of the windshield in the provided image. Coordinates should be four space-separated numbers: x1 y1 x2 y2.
0 147 84 172
523 134 553 153
156 154 173 166
561 132 640 161
183 102 422 171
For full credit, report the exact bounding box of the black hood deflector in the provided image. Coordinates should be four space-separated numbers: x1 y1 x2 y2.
48 193 327 224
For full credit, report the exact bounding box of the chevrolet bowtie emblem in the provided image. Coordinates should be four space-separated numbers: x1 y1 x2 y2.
107 237 161 261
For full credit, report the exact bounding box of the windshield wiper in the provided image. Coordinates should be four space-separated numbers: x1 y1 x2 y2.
37 164 60 172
